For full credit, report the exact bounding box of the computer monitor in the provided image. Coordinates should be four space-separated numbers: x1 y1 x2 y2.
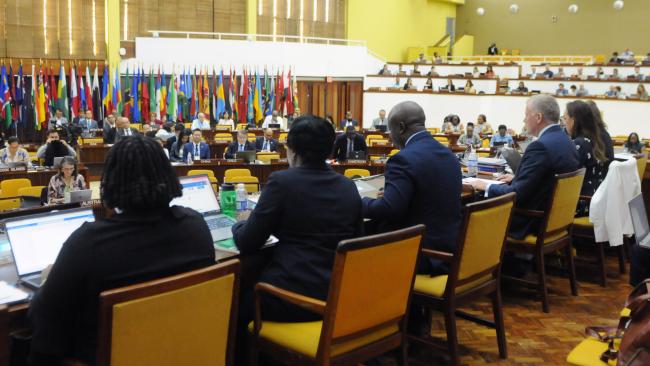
52 155 74 168
5 207 95 277
376 125 388 133
170 175 221 216
236 150 257 163
629 194 650 248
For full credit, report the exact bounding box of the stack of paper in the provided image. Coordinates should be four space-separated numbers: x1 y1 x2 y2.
0 281 29 305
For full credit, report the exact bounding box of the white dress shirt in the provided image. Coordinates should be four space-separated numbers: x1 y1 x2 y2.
191 119 211 130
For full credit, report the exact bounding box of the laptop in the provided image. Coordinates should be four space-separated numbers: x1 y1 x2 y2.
501 147 522 173
52 155 74 168
354 174 385 199
375 125 388 133
65 189 93 204
170 175 237 243
629 194 650 248
5 207 95 289
6 162 27 169
236 150 257 163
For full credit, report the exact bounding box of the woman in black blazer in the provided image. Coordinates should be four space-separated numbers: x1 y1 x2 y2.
232 115 363 362
28 136 215 365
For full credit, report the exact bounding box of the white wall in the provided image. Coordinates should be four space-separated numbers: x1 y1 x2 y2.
364 92 650 137
125 37 384 78
365 76 498 94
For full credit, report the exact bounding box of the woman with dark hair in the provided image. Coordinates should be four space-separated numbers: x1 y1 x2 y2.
563 100 610 214
586 100 614 161
444 114 465 133
625 132 645 154
232 115 363 363
29 136 215 365
170 128 192 161
46 157 86 204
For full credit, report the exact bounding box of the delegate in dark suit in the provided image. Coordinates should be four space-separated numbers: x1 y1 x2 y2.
232 165 363 318
182 141 211 160
363 131 462 275
105 127 139 144
488 124 580 239
255 136 278 152
225 140 256 159
339 119 359 130
332 133 367 161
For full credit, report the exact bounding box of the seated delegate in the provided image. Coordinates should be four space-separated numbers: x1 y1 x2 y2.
232 115 363 364
0 136 30 165
36 130 77 163
255 128 278 152
47 157 87 204
29 136 215 365
225 130 256 159
182 129 211 161
332 125 367 161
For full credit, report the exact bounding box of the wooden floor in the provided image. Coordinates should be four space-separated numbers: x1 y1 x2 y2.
372 252 632 366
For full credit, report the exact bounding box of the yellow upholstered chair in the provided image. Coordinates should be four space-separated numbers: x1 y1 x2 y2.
409 193 515 366
344 169 370 179
236 123 248 130
226 176 259 193
184 122 192 129
256 153 280 163
505 169 585 312
214 133 233 143
247 133 257 143
594 54 607 64
188 170 219 192
636 153 647 181
17 186 46 198
0 179 31 198
434 136 448 144
0 198 21 212
566 308 630 366
426 128 440 134
224 169 251 181
249 225 425 366
96 260 240 366
369 139 389 146
28 151 38 164
365 134 384 145
278 132 288 142
131 123 142 132
388 149 399 157
482 138 490 148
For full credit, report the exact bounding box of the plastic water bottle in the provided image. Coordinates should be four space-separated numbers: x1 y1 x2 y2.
236 183 248 211
186 153 193 165
467 146 478 177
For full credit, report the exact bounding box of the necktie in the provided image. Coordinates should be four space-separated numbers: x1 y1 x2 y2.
263 140 269 151
125 128 130 136
239 144 244 152
347 139 353 158
195 144 199 157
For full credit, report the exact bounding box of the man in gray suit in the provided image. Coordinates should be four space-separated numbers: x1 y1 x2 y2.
372 109 388 131
48 109 69 130
106 117 140 144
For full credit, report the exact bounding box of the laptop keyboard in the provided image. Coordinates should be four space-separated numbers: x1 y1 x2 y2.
206 216 235 230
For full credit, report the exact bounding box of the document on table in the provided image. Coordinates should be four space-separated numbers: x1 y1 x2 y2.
462 177 506 186
0 281 29 305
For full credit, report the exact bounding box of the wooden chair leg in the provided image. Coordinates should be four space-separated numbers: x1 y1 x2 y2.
565 244 578 296
617 245 627 275
444 306 460 366
535 252 550 313
400 339 409 366
596 242 607 287
248 334 259 366
492 287 508 359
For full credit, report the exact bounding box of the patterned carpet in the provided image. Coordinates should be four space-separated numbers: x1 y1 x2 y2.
374 252 632 366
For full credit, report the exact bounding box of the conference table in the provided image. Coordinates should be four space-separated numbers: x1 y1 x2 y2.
0 166 90 187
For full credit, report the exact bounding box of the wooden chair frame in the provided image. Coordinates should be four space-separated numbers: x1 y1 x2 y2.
96 260 241 366
249 225 426 366
0 306 8 366
409 193 516 366
504 169 585 313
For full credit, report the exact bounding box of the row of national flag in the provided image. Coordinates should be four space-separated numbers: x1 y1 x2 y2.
0 63 298 131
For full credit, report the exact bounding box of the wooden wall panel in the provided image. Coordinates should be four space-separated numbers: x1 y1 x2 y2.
257 0 346 40
296 79 363 124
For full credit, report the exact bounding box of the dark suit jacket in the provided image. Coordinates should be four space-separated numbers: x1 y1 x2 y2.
339 119 359 130
332 133 367 161
28 206 215 365
488 124 580 239
105 127 140 144
225 140 256 159
182 141 211 160
255 137 278 152
362 131 462 275
232 164 363 303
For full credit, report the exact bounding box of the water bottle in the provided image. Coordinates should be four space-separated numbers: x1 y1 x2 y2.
467 146 478 177
186 153 193 165
236 183 248 211
220 183 237 218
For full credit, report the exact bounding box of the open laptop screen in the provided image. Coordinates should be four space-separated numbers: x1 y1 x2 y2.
5 208 95 276
629 194 650 248
171 175 220 216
